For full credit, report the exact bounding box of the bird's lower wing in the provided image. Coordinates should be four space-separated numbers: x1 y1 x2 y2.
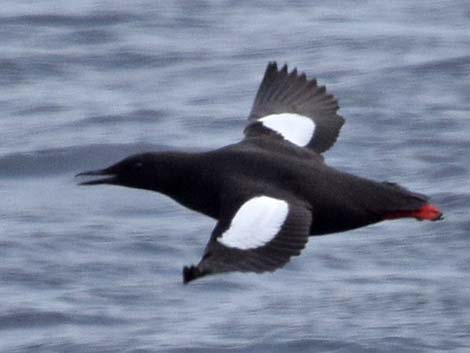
183 195 312 283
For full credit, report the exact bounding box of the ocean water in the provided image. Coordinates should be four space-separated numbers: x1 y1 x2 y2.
1 1 469 352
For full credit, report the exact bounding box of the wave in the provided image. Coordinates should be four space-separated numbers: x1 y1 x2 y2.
0 309 126 330
165 337 433 353
399 55 470 75
70 109 168 128
2 13 140 27
0 143 177 178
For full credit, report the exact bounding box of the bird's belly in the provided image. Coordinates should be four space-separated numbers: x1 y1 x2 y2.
307 196 383 236
309 209 382 235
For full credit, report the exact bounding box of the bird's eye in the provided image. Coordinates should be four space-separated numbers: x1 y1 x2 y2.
134 162 143 170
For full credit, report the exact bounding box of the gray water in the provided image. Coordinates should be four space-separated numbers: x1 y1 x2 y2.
1 1 469 352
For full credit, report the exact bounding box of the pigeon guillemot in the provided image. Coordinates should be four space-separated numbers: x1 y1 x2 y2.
77 62 443 284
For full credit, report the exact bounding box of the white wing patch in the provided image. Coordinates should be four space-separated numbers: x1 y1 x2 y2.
218 196 289 250
259 113 315 147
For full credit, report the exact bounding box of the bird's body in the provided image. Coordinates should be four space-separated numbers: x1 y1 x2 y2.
77 62 442 283
139 141 429 235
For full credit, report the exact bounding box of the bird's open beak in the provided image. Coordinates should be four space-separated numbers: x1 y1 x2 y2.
75 168 118 186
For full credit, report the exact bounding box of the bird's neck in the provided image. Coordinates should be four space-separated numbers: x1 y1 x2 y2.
147 152 220 218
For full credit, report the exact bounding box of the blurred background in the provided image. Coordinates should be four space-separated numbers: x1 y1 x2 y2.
0 1 469 352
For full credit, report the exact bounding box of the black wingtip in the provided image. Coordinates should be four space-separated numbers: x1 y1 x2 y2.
183 265 202 284
267 61 278 73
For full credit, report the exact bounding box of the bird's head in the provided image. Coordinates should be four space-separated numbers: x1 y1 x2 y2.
76 153 160 191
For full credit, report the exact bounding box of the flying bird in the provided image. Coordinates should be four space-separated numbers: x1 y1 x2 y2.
77 62 443 284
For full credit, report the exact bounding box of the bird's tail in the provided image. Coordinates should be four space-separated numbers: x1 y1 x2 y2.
379 182 443 221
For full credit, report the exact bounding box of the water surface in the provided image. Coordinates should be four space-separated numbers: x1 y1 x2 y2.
1 1 469 352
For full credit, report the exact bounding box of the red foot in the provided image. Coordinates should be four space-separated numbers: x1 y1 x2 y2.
384 204 443 221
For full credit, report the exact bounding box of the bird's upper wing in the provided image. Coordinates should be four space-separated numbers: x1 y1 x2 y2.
183 195 312 283
244 62 344 153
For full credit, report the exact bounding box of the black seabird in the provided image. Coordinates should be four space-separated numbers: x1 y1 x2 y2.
77 62 443 284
